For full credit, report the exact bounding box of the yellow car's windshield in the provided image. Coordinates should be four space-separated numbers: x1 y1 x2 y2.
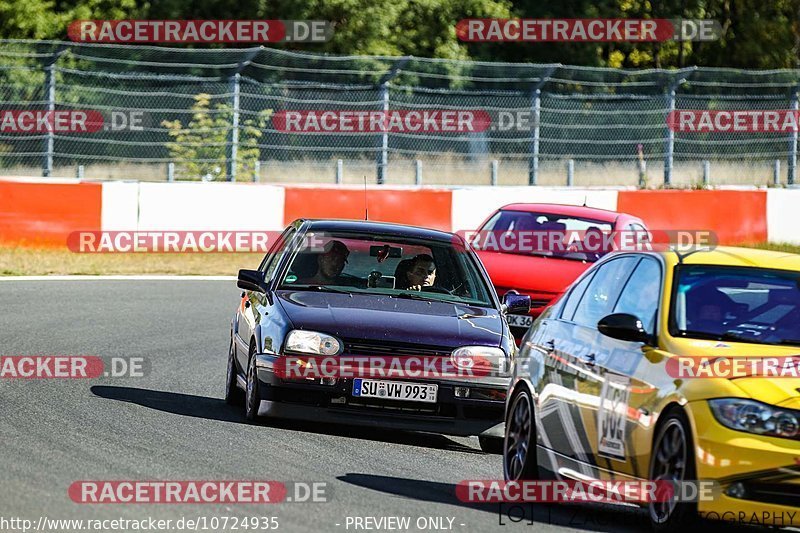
671 265 800 346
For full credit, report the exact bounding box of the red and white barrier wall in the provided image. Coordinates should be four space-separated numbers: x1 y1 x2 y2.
0 177 796 247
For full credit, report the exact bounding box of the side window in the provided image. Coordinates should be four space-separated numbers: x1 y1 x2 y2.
613 257 661 334
260 228 296 281
572 257 639 328
560 271 595 322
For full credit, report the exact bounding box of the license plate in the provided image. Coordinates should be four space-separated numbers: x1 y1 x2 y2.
352 379 438 403
506 314 533 328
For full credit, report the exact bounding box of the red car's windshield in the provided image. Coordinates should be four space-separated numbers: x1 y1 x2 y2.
476 210 614 262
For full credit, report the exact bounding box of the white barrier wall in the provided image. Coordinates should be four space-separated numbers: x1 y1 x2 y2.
136 182 285 231
767 188 800 244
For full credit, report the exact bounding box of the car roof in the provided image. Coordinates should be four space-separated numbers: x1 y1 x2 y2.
657 246 800 271
298 219 457 243
498 203 625 223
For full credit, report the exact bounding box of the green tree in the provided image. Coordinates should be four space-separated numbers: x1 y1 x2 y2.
161 94 271 181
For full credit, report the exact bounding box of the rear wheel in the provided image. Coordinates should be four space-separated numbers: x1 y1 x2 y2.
478 436 504 454
648 410 697 531
244 343 261 422
503 387 538 480
225 340 244 405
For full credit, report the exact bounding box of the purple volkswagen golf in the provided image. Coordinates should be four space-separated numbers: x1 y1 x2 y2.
225 219 530 453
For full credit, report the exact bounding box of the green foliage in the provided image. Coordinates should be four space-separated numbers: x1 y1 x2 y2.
161 94 272 181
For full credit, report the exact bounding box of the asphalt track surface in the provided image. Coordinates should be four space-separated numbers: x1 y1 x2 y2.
0 280 783 533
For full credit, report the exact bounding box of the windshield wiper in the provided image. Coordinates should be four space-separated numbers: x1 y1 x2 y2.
775 338 800 346
301 285 354 295
390 291 441 302
719 331 758 343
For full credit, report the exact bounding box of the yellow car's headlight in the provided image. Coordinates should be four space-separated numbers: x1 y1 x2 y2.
285 330 342 356
709 398 799 440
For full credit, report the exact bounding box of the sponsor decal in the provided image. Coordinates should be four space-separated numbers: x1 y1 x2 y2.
597 374 630 460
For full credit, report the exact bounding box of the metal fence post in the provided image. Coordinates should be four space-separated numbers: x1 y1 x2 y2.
566 159 574 186
77 165 84 179
664 89 676 186
335 159 343 184
789 89 798 186
42 45 68 177
529 88 541 185
253 160 260 182
226 72 241 182
491 160 498 186
703 160 710 186
415 160 422 185
774 160 781 186
167 162 175 182
377 82 389 185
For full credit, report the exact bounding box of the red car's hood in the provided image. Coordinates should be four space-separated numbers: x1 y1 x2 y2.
477 250 592 304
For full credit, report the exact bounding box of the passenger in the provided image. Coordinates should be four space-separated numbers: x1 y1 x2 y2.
396 254 436 290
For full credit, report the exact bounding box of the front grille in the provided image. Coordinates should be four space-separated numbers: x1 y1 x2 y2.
342 339 451 358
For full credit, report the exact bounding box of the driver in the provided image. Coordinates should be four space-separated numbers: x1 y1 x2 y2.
397 254 436 290
302 240 351 285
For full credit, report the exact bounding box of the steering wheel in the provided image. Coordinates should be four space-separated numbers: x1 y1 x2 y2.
421 285 450 294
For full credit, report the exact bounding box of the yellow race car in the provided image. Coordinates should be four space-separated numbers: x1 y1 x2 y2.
504 246 800 530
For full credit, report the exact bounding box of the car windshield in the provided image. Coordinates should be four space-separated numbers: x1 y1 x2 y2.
671 265 800 347
477 209 615 262
278 231 494 307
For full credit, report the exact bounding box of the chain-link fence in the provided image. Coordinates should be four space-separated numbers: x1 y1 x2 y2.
1 39 800 186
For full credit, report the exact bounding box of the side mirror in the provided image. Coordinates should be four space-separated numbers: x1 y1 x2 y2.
502 291 531 314
598 313 651 343
237 269 266 293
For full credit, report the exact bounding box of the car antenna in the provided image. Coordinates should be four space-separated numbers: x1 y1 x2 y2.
582 195 588 207
363 175 369 220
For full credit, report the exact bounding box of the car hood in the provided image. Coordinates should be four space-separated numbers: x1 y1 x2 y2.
731 378 800 408
276 290 503 348
476 250 590 294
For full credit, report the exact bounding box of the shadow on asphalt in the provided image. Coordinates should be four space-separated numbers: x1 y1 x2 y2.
90 385 484 455
337 474 777 533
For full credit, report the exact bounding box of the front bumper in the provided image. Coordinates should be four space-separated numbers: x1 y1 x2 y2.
687 400 800 524
254 353 507 437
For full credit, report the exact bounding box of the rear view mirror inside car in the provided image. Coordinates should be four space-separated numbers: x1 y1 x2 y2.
370 245 403 259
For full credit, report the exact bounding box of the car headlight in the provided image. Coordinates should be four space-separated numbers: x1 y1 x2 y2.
451 346 508 377
284 330 342 356
709 398 800 440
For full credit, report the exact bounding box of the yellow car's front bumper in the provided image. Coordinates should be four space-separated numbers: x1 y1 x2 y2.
687 400 800 526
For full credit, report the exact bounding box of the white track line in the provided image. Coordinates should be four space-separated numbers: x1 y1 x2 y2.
0 275 237 281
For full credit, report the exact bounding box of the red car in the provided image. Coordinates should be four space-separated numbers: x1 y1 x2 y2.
472 203 647 337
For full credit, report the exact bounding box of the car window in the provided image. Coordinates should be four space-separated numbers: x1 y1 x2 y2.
560 271 595 322
613 257 661 334
671 265 800 346
572 257 639 328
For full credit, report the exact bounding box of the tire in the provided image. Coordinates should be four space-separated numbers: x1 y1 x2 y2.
503 387 538 481
225 339 244 405
648 409 698 531
244 343 261 422
478 436 504 454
